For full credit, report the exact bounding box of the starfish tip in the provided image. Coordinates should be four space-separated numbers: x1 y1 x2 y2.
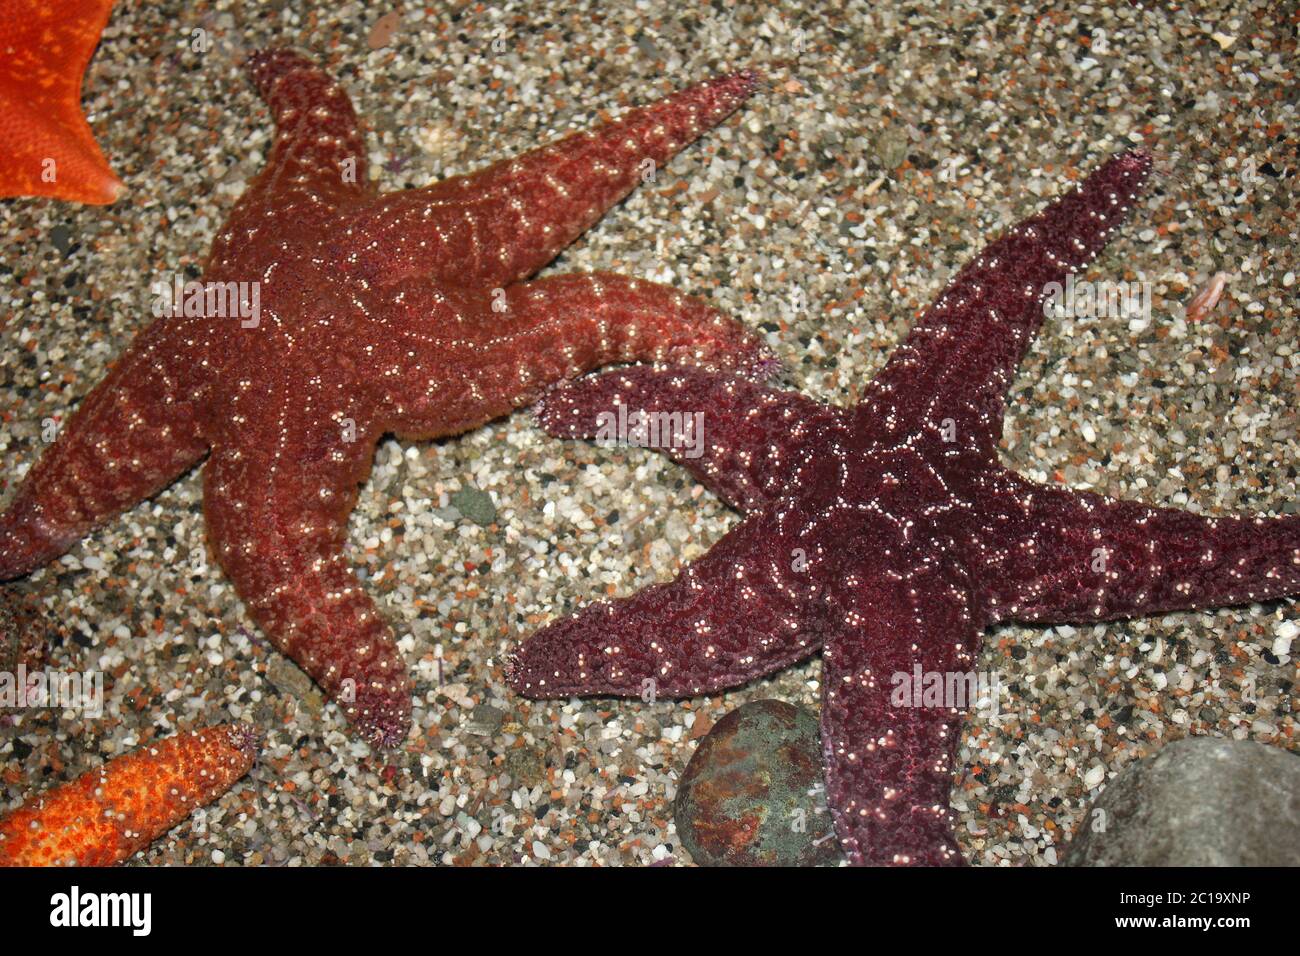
78 168 125 205
350 696 412 750
223 722 264 760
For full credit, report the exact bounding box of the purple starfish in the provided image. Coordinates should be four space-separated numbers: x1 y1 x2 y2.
510 149 1300 866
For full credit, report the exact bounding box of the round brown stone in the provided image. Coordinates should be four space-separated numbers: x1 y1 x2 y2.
675 699 842 866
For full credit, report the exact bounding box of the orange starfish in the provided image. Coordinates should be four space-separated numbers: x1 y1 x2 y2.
0 724 258 866
0 0 123 204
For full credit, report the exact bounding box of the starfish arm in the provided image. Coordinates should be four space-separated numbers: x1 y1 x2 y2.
0 326 206 580
860 150 1152 455
334 71 758 290
202 413 411 748
975 471 1300 624
370 273 771 439
536 365 844 511
821 565 982 866
509 508 822 699
0 724 257 867
0 0 122 203
207 48 372 269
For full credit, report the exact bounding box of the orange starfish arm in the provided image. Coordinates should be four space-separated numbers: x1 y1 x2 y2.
334 70 760 290
0 725 258 866
0 0 123 204
0 319 207 581
375 273 771 439
201 404 413 749
208 48 374 267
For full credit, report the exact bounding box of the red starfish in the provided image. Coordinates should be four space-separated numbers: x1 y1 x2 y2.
0 49 769 746
0 0 124 204
513 149 1300 865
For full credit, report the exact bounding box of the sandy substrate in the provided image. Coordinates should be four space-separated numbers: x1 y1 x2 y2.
0 0 1295 865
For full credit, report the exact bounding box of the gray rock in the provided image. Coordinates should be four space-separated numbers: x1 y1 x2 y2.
505 744 547 788
1065 737 1300 866
874 130 909 170
49 225 73 256
465 703 505 737
450 485 497 527
266 655 323 717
